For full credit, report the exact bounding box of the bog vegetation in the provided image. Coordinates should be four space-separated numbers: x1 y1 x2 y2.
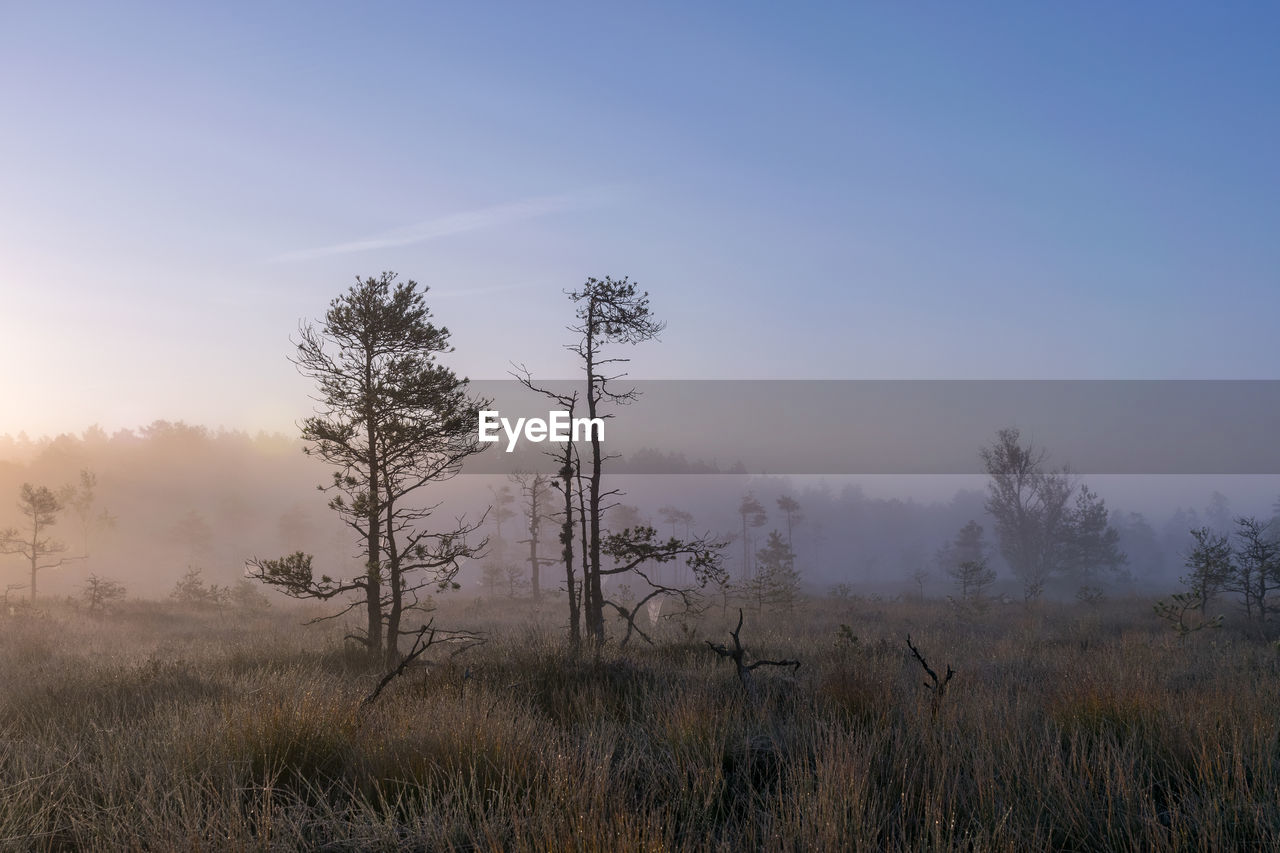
1 595 1279 850
3 273 1280 849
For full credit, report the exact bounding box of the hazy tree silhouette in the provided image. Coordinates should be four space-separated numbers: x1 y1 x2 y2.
607 504 645 534
737 493 766 577
511 471 554 601
1181 527 1233 616
488 485 516 541
776 494 802 549
277 503 316 550
740 530 800 614
248 272 488 666
1206 491 1233 534
170 566 229 607
1226 516 1280 624
655 505 694 584
168 509 213 564
510 371 584 648
938 521 987 573
658 506 694 539
516 277 725 647
939 521 995 603
981 428 1125 601
58 469 105 561
481 485 518 599
81 573 126 614
1066 486 1127 585
568 277 663 643
1 483 84 600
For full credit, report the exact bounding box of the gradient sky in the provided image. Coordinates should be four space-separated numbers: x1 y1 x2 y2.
2 2 1278 438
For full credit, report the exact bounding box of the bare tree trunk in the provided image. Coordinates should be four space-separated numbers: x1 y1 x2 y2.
586 334 605 645
559 456 580 653
383 494 402 669
364 389 383 660
577 453 592 645
28 516 40 601
528 478 541 602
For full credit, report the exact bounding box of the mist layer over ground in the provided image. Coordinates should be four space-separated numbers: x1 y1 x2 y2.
2 426 1275 603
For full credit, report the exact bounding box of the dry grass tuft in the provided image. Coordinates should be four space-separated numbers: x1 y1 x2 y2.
0 596 1278 850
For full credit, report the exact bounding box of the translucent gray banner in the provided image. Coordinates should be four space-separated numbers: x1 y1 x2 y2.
460 380 1280 475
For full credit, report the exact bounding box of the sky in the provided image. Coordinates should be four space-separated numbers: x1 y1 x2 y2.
1 2 1278 439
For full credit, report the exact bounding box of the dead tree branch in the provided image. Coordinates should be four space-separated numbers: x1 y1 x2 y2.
358 620 485 711
707 608 800 700
906 633 956 717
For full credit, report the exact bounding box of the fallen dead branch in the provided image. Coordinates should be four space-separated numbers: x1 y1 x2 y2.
359 620 485 711
707 608 800 700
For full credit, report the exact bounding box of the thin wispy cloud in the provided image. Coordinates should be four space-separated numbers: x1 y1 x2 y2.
273 189 615 263
428 281 544 299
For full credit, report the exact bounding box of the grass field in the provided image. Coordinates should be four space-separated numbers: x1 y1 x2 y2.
1 594 1277 851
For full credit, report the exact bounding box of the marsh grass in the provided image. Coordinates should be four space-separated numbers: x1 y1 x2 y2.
0 596 1277 850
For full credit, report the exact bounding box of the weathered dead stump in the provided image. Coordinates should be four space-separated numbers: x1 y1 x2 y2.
906 633 956 718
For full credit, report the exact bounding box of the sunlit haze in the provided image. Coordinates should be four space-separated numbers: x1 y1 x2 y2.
6 7 1280 846
3 4 1278 438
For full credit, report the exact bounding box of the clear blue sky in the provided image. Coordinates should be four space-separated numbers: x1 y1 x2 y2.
1 2 1277 437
